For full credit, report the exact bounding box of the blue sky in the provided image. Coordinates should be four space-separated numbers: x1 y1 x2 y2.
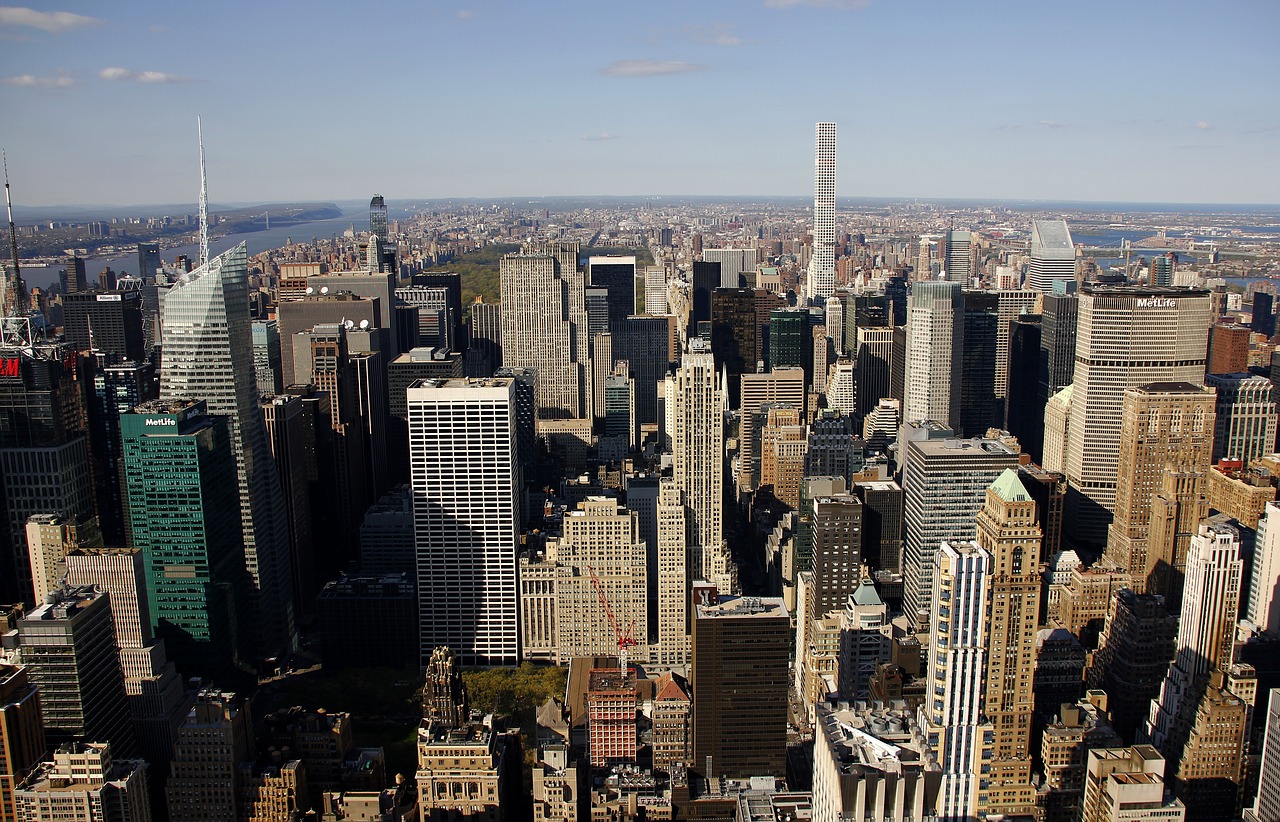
2 0 1278 206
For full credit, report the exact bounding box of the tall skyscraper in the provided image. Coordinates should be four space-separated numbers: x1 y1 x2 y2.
667 342 730 590
1038 284 1078 407
1027 220 1077 292
922 540 989 821
13 742 150 822
121 399 244 674
165 689 253 822
1205 372 1277 464
808 493 863 615
1005 313 1044 460
1087 589 1180 743
0 349 94 606
900 424 1020 620
408 378 520 666
368 195 388 242
702 248 757 290
854 326 893 423
468 297 501 373
159 243 295 660
62 290 146 362
655 479 689 666
806 122 837 303
974 471 1042 818
499 242 588 420
710 287 758 405
1248 689 1280 822
1103 382 1215 593
1063 286 1211 546
959 290 998 437
88 361 153 556
691 596 789 779
250 319 282 397
587 255 637 331
942 229 974 282
903 281 963 428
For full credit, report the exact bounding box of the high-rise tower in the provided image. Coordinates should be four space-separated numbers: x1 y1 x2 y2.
369 195 388 242
408 377 520 667
806 122 836 303
1027 220 1077 292
159 243 295 660
903 281 963 428
1063 286 1211 546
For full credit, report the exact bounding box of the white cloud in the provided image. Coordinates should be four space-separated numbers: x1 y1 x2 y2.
456 9 474 19
601 60 708 77
147 24 169 34
0 6 102 33
582 132 618 142
1195 120 1212 130
99 67 192 83
1 71 74 88
764 0 871 8
1038 119 1065 129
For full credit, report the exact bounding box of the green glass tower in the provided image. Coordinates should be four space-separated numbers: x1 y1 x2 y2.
768 307 811 380
121 398 243 675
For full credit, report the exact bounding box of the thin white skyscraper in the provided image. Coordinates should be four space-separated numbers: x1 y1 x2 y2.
807 122 837 303
159 243 295 660
903 281 963 428
1026 220 1076 292
408 377 520 667
666 340 731 591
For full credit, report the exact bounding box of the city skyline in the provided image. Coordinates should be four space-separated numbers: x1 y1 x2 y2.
0 1 1277 206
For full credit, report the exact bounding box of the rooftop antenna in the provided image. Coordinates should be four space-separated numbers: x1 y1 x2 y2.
197 117 209 268
3 150 29 317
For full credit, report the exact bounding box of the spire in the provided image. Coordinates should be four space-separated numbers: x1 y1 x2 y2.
197 117 208 268
3 149 29 317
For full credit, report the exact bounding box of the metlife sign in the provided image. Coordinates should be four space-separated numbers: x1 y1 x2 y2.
143 417 177 427
1136 298 1176 308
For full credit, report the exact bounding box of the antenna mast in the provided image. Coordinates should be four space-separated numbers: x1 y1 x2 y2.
197 117 209 268
3 150 29 317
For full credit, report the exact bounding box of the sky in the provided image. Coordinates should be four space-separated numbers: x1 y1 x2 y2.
1 0 1278 207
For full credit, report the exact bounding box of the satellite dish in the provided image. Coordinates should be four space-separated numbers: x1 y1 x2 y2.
320 286 329 295
359 319 370 329
305 286 314 295
345 320 355 330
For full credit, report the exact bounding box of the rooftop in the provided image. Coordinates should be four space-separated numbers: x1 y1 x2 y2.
990 468 1032 502
696 595 788 621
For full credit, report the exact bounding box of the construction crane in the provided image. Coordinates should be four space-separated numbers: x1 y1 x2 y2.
586 565 638 673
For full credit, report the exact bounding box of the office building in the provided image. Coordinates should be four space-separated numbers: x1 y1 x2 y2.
121 399 242 674
13 742 150 822
974 471 1042 818
825 295 844 356
758 405 806 511
88 361 153 547
655 480 690 666
317 574 417 671
1037 695 1122 822
667 342 730 588
1063 286 1211 546
468 297 501 374
64 256 87 294
854 326 893 423
1247 689 1280 822
587 255 637 329
14 586 133 755
619 314 673 427
24 513 102 604
691 596 789 779
1027 220 1077 292
900 424 1020 620
1038 284 1079 408
409 271 464 350
1006 312 1044 459
807 122 837 302
805 411 863 483
921 540 989 821
259 392 318 616
499 242 588 420
277 290 383 388
739 368 805 490
1147 521 1243 761
943 229 974 283
1080 746 1184 822
586 668 639 768
1253 291 1277 337
408 378 520 667
710 288 758 404
813 702 940 822
159 243 294 660
960 291 998 437
644 265 668 315
903 281 963 427
1103 382 1215 593
0 664 45 822
1150 253 1176 287
302 269 399 355
1207 324 1250 374
808 494 863 615
62 290 145 362
825 359 855 417
251 320 282 397
702 248 756 290
1205 373 1277 464
1086 590 1180 742
0 349 94 606
358 485 414 577
651 672 692 773
768 307 810 378
166 690 253 822
386 346 464 483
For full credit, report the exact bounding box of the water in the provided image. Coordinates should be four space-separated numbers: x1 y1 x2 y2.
20 207 367 290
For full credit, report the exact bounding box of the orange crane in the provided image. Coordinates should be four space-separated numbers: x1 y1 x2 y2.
586 565 638 673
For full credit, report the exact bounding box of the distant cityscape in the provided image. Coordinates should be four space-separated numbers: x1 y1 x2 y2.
1 119 1280 822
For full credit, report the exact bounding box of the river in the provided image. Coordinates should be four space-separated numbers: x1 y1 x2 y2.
19 207 368 290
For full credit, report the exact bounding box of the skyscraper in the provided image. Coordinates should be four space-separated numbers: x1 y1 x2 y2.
808 493 863 615
159 242 295 659
1205 372 1277 464
13 742 150 822
943 229 974 282
655 479 689 666
408 377 520 667
1063 286 1211 546
165 689 253 822
702 248 757 290
88 361 153 556
903 281 963 427
121 399 244 674
368 195 388 242
1038 283 1078 406
806 122 836 303
499 242 588 420
587 255 637 331
0 664 45 822
1027 220 1077 292
1103 382 1215 594
62 290 146 361
900 424 1020 620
